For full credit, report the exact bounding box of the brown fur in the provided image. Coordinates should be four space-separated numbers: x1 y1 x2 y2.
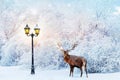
63 52 88 77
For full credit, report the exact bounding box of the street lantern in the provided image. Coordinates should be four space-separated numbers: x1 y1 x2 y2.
34 24 40 36
24 24 40 75
24 24 30 35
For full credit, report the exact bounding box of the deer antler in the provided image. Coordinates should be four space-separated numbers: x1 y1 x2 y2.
56 43 64 51
67 43 78 52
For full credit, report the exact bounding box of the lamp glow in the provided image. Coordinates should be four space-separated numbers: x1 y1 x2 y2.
24 24 30 35
34 24 40 36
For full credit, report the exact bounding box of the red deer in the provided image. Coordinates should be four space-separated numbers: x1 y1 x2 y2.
57 43 88 77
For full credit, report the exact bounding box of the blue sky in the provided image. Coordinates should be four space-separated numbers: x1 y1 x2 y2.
1 0 120 14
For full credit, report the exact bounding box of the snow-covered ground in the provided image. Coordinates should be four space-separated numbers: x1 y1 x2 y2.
0 66 120 80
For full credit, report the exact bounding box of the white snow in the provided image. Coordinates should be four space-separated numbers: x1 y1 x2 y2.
0 0 120 77
0 66 120 80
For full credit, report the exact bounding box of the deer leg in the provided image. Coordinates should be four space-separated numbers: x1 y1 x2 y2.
80 67 83 77
69 65 74 77
69 69 71 76
69 66 72 76
85 64 88 78
71 67 74 77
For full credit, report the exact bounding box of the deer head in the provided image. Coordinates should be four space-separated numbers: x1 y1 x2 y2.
57 43 78 58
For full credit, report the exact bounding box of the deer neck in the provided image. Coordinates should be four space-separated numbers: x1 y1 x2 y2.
64 54 70 63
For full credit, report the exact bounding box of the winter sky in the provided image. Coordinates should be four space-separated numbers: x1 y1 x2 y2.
1 0 120 45
1 0 120 15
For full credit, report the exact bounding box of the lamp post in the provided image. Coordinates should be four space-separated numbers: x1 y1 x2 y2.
24 24 40 74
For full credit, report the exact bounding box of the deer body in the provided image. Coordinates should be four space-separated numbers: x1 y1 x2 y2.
64 53 88 77
57 43 88 77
